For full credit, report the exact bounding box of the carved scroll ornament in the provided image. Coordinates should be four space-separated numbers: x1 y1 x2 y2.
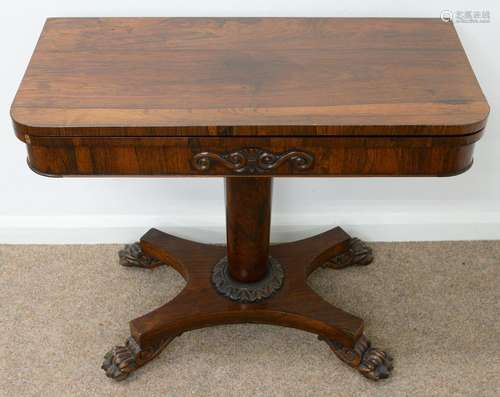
192 148 314 174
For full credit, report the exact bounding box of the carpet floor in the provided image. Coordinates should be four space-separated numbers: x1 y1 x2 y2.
1 241 499 396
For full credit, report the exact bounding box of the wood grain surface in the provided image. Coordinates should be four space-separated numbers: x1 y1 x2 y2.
11 17 489 139
25 132 483 177
134 227 363 349
11 18 488 382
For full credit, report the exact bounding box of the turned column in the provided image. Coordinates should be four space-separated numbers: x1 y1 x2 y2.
225 177 272 283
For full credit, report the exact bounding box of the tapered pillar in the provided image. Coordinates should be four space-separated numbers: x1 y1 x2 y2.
224 177 272 282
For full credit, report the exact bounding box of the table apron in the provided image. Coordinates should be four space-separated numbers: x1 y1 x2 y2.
25 134 482 177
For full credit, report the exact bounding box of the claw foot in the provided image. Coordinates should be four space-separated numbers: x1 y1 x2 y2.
102 336 141 381
119 242 166 269
102 335 175 381
322 334 393 381
323 238 373 269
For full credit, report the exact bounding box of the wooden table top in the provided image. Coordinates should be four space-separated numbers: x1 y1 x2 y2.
11 17 488 139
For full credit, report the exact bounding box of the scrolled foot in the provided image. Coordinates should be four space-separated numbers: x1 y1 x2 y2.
323 237 373 269
102 335 175 381
119 242 166 269
322 334 393 381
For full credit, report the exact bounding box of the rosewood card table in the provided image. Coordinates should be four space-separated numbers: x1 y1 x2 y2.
11 17 489 382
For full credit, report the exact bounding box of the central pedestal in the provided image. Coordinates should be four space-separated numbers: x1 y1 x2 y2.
215 177 283 302
225 177 272 283
102 177 393 381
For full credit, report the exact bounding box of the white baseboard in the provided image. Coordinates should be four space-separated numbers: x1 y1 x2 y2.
1 211 500 243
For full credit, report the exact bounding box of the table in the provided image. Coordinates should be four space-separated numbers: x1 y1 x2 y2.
11 17 489 382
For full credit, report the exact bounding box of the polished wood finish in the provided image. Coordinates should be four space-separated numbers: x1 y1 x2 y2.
24 132 482 177
12 18 489 178
11 17 490 383
134 227 360 346
101 226 391 381
12 17 488 140
225 177 272 282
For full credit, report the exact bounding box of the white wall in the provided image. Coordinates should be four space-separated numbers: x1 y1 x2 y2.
1 0 499 243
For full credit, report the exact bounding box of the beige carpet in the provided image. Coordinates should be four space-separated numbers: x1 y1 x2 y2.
1 241 499 396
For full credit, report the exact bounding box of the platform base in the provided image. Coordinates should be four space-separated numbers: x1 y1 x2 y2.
102 227 392 381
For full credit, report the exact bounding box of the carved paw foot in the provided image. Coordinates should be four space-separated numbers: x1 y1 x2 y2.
102 336 141 381
323 238 373 269
322 334 393 381
119 242 166 269
357 342 393 380
102 335 176 381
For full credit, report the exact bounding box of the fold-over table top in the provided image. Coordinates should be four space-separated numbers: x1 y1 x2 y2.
11 17 489 138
